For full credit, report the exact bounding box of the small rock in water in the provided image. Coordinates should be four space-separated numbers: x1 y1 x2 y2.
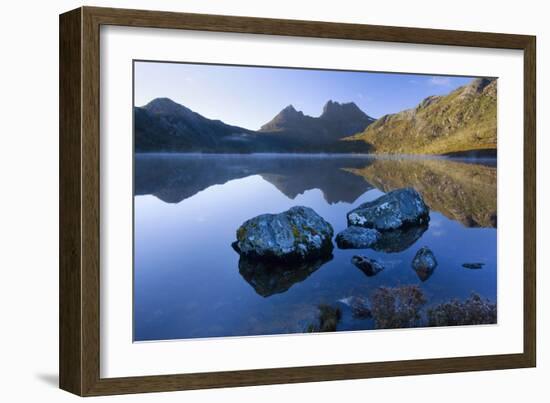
351 255 384 277
346 187 429 231
233 206 334 262
335 226 381 249
411 247 438 282
462 262 485 269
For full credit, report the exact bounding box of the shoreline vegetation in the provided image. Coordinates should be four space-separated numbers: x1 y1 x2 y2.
313 289 497 333
134 77 497 156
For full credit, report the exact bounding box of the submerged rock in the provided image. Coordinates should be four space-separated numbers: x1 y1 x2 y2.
233 206 334 262
335 226 381 249
351 255 384 277
346 188 429 230
238 255 332 297
411 247 438 282
462 262 485 269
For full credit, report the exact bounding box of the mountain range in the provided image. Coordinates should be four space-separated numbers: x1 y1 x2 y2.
134 77 497 155
134 98 373 153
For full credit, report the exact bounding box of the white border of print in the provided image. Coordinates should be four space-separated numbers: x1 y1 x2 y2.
100 25 524 378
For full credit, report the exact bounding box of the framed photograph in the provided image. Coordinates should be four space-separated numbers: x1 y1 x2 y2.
59 6 536 396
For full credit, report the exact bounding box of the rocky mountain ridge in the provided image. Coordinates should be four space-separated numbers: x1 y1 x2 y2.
345 78 497 155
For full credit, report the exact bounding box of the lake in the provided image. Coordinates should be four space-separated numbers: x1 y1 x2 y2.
133 154 497 341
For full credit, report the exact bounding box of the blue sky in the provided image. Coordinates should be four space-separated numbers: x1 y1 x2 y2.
134 61 476 130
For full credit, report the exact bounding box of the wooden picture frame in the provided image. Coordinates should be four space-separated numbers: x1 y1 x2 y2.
59 6 536 396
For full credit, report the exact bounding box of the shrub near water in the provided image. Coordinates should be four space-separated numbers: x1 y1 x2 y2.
306 290 496 333
427 293 497 326
370 285 427 329
318 304 342 332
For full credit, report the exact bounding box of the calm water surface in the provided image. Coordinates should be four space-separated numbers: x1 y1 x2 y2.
134 154 497 341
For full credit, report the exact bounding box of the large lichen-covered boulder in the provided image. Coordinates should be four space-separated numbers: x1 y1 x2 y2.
232 206 334 262
347 188 429 230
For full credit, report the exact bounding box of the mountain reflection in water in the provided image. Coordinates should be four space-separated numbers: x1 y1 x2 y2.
343 158 497 228
135 154 497 227
134 154 497 341
135 154 374 205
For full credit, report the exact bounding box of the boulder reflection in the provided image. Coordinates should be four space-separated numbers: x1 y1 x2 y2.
238 255 333 297
413 266 436 282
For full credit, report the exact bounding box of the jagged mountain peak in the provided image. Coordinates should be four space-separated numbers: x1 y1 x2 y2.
259 104 307 132
320 100 374 124
322 100 360 114
282 104 297 112
258 99 375 148
279 104 304 116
